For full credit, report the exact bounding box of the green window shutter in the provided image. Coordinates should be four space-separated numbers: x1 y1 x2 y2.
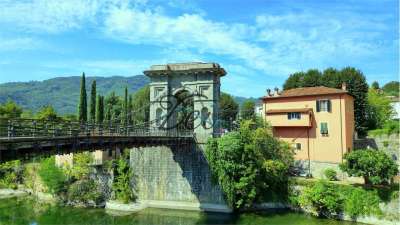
316 100 320 112
327 100 331 112
320 122 329 134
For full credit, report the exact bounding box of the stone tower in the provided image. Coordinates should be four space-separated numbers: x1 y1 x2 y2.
144 62 226 142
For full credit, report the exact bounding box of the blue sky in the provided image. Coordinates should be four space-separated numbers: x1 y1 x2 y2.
0 0 398 97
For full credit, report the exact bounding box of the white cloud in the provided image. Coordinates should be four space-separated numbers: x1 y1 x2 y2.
0 0 396 91
0 0 103 33
0 37 45 51
102 6 281 74
41 58 164 76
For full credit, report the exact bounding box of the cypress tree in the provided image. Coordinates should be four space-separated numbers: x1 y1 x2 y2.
90 80 96 122
78 72 87 122
96 94 104 124
127 94 133 124
124 86 128 125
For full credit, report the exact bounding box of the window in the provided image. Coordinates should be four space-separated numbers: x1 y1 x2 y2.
295 143 301 150
156 108 163 127
154 87 164 98
288 112 301 120
199 86 209 96
316 100 331 112
201 107 209 128
320 122 329 136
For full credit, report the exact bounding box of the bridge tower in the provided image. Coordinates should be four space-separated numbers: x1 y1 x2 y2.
144 62 226 142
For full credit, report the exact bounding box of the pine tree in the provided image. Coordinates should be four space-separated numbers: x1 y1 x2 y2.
78 72 87 122
96 94 104 124
90 80 97 123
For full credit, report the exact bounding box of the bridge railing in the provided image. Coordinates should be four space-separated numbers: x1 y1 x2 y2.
0 118 193 139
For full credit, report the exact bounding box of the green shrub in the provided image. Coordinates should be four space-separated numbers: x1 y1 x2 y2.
70 152 92 180
368 120 399 136
383 141 389 147
384 120 399 134
323 168 337 181
340 149 398 185
38 157 66 194
0 160 23 189
342 187 381 218
299 180 343 218
112 157 135 203
67 179 104 205
205 120 294 210
295 179 394 218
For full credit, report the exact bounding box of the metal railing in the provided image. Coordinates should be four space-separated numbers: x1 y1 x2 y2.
0 118 193 139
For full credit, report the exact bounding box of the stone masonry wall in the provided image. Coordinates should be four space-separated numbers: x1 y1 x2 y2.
354 134 399 169
129 143 226 205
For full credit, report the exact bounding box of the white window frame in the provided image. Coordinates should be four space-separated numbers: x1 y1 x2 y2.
319 100 330 112
288 112 301 120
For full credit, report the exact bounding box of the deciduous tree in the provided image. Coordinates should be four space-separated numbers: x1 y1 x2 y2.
366 88 394 130
131 86 150 124
241 100 255 120
283 72 305 90
0 100 23 118
219 92 239 130
339 149 398 185
205 120 294 210
371 81 379 90
36 105 60 121
382 81 399 97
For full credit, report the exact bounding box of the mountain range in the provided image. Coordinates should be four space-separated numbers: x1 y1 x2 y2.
0 75 257 115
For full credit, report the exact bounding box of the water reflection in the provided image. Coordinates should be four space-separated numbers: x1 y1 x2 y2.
0 197 360 225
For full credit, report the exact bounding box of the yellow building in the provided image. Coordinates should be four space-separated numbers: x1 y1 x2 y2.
261 85 354 176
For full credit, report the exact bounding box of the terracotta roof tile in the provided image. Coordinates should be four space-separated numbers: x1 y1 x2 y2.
262 86 348 100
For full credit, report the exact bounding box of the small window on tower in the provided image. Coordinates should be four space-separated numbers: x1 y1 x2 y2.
295 143 301 150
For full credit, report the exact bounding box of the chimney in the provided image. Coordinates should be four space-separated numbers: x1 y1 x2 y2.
266 89 271 96
341 82 347 91
274 87 280 96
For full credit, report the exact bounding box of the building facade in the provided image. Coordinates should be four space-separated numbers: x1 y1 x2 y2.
261 85 354 175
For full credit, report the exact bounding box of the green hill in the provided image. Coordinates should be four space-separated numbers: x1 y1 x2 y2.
0 75 149 115
0 75 258 115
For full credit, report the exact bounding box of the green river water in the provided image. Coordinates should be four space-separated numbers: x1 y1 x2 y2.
0 197 362 225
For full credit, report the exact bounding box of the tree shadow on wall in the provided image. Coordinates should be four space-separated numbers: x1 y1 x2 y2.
169 141 228 207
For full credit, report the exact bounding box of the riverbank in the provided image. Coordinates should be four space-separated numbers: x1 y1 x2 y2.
106 200 233 213
1 182 398 225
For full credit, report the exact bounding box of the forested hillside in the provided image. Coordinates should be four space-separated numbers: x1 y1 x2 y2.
0 75 257 115
0 75 149 114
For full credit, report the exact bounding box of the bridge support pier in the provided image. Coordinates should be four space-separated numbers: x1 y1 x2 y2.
129 143 230 212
